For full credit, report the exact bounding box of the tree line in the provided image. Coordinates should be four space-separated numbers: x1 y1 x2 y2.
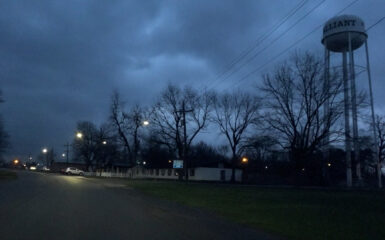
0 90 9 162
70 52 382 185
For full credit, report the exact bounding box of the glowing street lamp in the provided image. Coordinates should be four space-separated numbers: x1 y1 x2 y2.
241 157 248 164
62 153 66 158
13 159 19 165
143 120 150 126
76 132 83 139
42 148 49 167
102 140 107 145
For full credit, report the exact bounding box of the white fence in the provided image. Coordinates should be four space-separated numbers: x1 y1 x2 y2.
85 167 242 182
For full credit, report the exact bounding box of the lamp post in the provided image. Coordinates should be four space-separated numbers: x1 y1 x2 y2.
134 120 149 165
42 148 48 167
63 131 84 167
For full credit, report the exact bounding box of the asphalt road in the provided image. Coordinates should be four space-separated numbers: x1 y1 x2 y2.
0 171 279 240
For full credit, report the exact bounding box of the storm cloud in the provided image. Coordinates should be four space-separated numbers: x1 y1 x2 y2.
0 0 384 160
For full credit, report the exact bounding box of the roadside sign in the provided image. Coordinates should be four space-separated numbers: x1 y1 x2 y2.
173 160 183 169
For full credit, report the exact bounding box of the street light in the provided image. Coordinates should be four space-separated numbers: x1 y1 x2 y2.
62 153 66 158
76 132 83 139
142 120 150 126
42 148 48 168
241 157 248 164
102 140 107 145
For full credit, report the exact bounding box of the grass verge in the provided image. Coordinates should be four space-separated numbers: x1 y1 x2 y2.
0 169 17 180
126 180 385 240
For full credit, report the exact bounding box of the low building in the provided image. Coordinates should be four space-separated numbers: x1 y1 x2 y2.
88 166 243 182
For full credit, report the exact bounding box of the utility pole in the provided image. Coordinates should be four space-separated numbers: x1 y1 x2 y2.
177 100 193 181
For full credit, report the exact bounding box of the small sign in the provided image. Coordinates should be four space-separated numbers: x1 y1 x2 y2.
173 160 183 169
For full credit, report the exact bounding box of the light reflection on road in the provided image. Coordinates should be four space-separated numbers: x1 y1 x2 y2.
60 175 84 185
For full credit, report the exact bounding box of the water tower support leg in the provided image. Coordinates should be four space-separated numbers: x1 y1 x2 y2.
323 47 330 183
365 40 382 188
343 51 353 187
348 33 361 183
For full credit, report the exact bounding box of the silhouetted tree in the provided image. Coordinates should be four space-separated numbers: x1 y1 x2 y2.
141 133 176 168
109 92 147 165
110 92 133 163
72 121 111 170
150 84 213 161
240 135 278 164
0 90 9 161
0 117 9 161
374 115 385 186
261 52 343 172
93 124 120 169
212 91 261 182
189 141 228 167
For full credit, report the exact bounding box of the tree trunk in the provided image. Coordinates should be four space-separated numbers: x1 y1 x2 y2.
230 150 236 183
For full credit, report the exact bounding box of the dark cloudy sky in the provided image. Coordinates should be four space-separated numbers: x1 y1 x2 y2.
0 0 384 161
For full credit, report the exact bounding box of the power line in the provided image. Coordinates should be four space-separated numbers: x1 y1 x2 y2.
223 0 360 91
218 0 308 76
206 0 326 91
366 16 385 31
202 0 308 91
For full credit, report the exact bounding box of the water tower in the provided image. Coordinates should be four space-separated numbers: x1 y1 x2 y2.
322 15 379 187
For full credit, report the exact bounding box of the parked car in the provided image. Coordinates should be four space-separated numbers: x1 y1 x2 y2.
64 167 84 176
41 166 50 172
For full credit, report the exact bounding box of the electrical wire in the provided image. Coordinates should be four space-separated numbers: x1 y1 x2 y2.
206 0 326 91
202 0 308 91
223 0 361 91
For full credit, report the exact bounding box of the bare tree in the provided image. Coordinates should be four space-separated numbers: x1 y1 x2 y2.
374 115 385 184
110 92 132 163
150 84 213 172
109 92 148 166
212 91 261 182
260 52 343 171
125 104 147 164
240 135 278 163
72 121 102 170
0 117 9 160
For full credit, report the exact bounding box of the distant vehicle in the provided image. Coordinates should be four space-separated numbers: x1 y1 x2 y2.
41 166 50 172
29 165 37 171
64 167 84 176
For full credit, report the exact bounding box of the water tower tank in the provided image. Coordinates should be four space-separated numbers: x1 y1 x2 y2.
322 15 367 52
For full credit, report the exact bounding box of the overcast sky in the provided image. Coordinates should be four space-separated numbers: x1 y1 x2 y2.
0 0 384 161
